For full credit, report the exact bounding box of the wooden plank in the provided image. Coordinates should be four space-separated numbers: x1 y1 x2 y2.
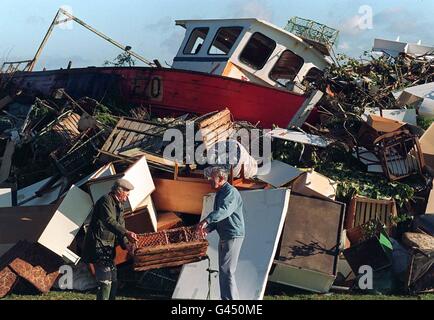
123 121 142 149
101 119 124 152
108 119 129 153
135 241 207 255
199 113 231 133
134 257 206 271
198 109 230 129
201 122 233 143
157 212 183 231
134 250 208 266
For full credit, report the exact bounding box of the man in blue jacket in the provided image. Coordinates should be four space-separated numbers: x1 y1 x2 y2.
198 166 245 300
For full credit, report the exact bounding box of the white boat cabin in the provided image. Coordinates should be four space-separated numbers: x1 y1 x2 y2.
173 18 331 94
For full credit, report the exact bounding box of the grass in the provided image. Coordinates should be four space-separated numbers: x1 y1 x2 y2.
4 291 434 301
3 283 434 300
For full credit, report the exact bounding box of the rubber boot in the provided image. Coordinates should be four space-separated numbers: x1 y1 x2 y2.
109 281 118 300
96 281 112 300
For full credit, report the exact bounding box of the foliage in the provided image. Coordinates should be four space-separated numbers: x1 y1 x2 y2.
316 161 415 207
94 103 118 127
103 52 136 67
417 116 434 131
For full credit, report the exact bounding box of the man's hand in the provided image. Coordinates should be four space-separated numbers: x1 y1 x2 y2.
125 231 138 244
126 243 135 256
197 220 208 237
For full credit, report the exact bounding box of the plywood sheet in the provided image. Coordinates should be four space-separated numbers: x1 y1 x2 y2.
256 160 302 187
269 129 332 147
153 178 213 215
173 188 290 300
38 186 93 263
276 195 344 275
0 205 57 244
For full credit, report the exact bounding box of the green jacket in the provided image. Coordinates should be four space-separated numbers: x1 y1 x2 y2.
81 193 128 264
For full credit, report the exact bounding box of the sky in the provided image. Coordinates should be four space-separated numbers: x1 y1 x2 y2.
0 0 433 70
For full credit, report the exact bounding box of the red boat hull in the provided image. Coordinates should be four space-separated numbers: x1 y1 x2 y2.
4 67 306 128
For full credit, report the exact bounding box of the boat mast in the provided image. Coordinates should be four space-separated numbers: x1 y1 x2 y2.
28 8 155 71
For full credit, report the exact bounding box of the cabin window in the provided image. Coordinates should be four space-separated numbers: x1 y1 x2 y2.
269 50 304 85
208 27 243 55
239 32 276 70
183 27 209 55
303 67 324 86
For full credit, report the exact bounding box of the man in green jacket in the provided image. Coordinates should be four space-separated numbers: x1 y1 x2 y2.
82 178 138 300
198 166 245 300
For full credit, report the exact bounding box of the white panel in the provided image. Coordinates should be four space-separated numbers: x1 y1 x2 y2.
363 108 417 126
269 129 332 148
123 156 155 211
17 177 63 206
173 188 290 300
38 185 93 263
74 163 116 188
0 188 12 207
89 178 117 204
256 160 302 187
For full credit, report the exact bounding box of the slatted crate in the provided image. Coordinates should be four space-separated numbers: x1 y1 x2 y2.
133 226 208 272
345 195 397 235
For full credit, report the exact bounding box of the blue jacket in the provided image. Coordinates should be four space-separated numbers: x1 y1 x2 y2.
205 183 245 240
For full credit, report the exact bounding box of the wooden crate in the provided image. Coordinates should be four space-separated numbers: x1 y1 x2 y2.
345 196 397 233
133 226 208 271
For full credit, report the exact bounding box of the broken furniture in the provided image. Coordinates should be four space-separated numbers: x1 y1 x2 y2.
420 122 434 170
290 169 336 201
363 108 417 127
133 226 208 271
345 196 397 235
196 108 233 149
0 241 63 298
268 194 345 293
405 249 434 294
173 188 290 300
37 185 93 264
366 114 407 133
99 109 234 171
373 130 424 181
344 222 393 273
394 82 434 117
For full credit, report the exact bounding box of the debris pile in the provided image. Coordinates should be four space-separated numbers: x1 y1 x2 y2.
0 19 433 300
